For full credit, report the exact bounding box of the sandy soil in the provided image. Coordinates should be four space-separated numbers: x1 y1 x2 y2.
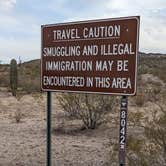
0 86 162 166
0 89 116 166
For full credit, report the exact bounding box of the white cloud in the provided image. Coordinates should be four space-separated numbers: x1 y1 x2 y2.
48 0 107 22
140 16 166 53
0 14 19 29
99 0 166 53
0 0 166 63
106 0 166 11
0 0 16 11
0 37 40 63
60 0 166 54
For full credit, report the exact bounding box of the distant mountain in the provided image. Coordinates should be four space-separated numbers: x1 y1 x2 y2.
0 53 166 93
139 52 166 57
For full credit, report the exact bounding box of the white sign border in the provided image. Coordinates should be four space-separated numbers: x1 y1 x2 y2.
41 16 140 96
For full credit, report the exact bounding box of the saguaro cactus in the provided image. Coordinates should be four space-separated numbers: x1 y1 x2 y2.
10 59 18 96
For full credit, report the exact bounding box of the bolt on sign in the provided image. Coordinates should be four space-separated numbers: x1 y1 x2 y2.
41 16 140 95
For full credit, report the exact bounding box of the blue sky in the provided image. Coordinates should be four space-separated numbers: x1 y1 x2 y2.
0 0 166 63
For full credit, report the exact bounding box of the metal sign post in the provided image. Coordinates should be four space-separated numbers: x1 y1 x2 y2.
119 96 128 166
47 91 52 166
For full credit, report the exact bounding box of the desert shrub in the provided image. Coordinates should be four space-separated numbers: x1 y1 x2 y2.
20 78 40 93
144 104 166 164
126 135 164 166
138 56 166 83
57 93 116 129
128 100 166 165
161 90 166 102
14 92 24 123
0 65 10 87
14 109 22 123
0 73 9 87
128 111 144 127
135 94 145 107
32 92 43 103
138 64 149 75
126 136 148 166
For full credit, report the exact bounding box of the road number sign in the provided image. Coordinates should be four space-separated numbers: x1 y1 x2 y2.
119 96 128 165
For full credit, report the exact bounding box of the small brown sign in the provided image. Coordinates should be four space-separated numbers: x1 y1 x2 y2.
41 16 140 95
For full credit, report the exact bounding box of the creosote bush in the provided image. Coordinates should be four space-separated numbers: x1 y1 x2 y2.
144 103 166 164
14 109 22 123
57 93 116 129
135 94 145 107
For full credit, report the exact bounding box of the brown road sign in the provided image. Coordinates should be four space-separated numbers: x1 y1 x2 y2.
41 16 140 95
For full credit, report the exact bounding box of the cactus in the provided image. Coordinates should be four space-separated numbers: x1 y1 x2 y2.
10 59 18 96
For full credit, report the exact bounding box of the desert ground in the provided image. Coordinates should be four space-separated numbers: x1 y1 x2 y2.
0 55 166 165
0 88 116 166
0 82 165 165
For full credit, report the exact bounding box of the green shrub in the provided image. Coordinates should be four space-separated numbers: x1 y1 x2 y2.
135 94 145 107
57 93 116 129
14 109 22 123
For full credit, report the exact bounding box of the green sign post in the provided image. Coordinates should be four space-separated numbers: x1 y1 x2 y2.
47 91 52 166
